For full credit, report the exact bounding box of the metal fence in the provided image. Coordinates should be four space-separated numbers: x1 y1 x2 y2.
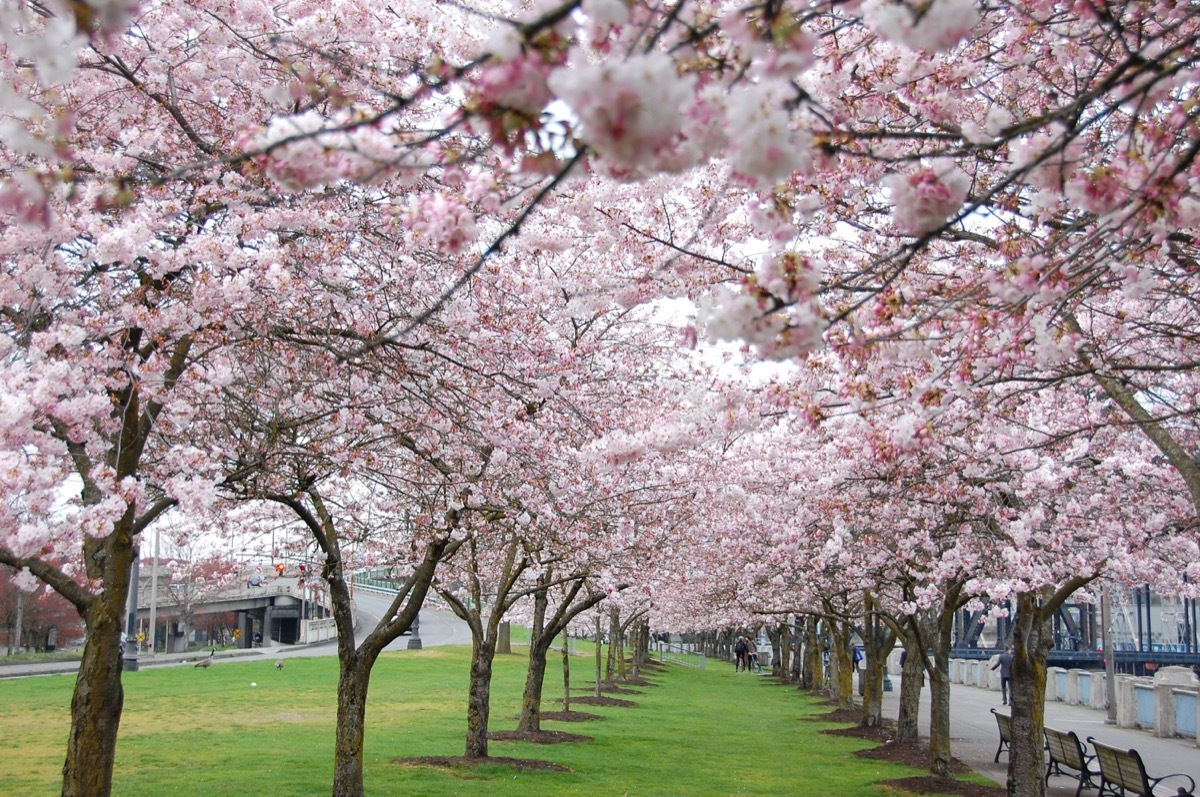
656 641 706 670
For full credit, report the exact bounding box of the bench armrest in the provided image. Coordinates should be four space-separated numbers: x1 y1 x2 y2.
1147 772 1195 796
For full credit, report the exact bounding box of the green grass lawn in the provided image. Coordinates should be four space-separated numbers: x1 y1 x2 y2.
0 647 953 796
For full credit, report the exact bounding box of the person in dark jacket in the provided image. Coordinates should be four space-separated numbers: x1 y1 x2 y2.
991 646 1014 705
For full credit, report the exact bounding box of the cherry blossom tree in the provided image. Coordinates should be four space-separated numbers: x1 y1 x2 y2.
147 543 237 647
7 7 1200 797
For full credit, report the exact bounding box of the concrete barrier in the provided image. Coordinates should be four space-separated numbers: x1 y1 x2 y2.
1151 666 1197 740
1048 667 1067 701
1088 671 1107 710
1066 669 1081 705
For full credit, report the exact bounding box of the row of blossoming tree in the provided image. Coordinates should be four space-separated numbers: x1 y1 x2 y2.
3 1 1200 796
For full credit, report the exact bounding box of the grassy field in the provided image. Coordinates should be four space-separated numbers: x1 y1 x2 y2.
1 646 948 796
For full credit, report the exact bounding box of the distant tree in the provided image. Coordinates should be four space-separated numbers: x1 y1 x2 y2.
1 566 85 654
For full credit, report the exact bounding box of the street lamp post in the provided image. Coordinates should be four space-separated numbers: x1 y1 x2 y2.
148 527 159 655
407 613 422 650
1101 584 1116 724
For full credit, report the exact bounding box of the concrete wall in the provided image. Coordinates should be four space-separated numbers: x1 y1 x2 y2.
950 659 1199 747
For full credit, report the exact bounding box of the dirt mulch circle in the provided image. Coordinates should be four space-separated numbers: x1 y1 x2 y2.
541 710 603 722
832 727 1004 797
619 675 657 687
488 729 593 744
393 755 571 773
879 775 1006 797
568 695 638 707
807 705 1005 797
824 723 898 745
807 706 863 724
573 684 643 696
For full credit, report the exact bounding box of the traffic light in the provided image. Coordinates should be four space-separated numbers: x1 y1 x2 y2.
275 562 285 575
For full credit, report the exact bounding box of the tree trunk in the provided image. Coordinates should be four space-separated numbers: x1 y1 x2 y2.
593 614 603 698
61 520 138 797
331 657 371 796
830 622 854 707
629 623 640 679
860 596 895 728
561 635 571 713
860 648 886 727
516 586 550 733
896 618 926 744
62 592 127 797
928 604 956 778
927 661 952 777
517 638 553 732
604 607 619 687
516 578 606 731
497 621 511 655
1006 590 1053 797
277 491 447 797
791 621 803 682
775 623 789 679
464 634 497 758
803 617 821 691
616 620 627 682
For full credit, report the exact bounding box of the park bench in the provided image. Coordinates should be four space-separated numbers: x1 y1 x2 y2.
1086 737 1196 797
1044 726 1100 797
991 708 1011 762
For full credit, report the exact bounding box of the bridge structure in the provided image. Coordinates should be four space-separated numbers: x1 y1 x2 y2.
133 576 339 652
947 589 1200 676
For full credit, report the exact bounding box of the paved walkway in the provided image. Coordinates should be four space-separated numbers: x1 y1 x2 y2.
876 676 1200 795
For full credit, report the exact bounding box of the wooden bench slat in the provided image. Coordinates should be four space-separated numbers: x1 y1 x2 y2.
1044 726 1099 797
1087 736 1196 797
991 708 1012 763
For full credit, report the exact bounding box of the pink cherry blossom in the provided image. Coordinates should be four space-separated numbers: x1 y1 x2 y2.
884 163 971 235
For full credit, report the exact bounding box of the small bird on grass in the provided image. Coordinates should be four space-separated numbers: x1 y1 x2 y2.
275 659 284 671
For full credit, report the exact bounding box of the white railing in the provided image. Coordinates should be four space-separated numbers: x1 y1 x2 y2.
657 641 706 670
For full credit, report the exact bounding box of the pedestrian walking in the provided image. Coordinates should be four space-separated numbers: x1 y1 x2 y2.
734 636 748 671
991 646 1014 705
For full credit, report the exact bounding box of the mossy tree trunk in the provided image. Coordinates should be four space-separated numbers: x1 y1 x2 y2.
604 606 620 687
516 575 607 733
828 617 855 707
927 584 965 778
268 488 454 797
593 614 603 698
1006 579 1092 797
0 338 194 797
895 611 934 745
61 521 138 797
803 616 823 691
436 532 528 760
560 635 571 712
859 593 896 728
